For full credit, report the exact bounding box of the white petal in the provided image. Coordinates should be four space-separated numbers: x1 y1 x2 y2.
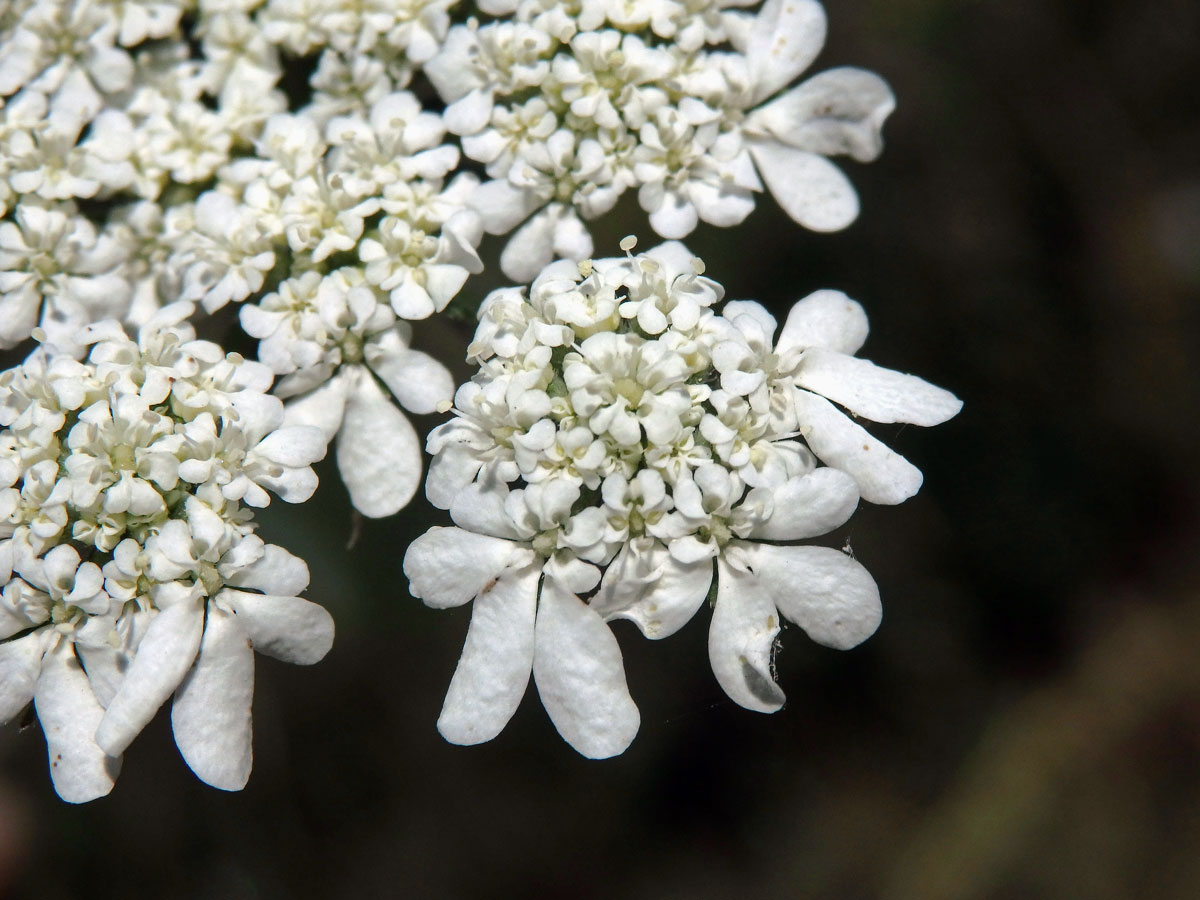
403 526 522 609
224 590 333 665
443 88 493 135
690 180 756 228
776 289 868 355
592 542 712 640
708 558 785 713
795 349 963 425
367 334 454 415
95 601 204 757
745 0 827 103
746 467 859 540
551 209 593 261
425 444 484 510
749 67 895 162
437 562 539 745
793 388 923 504
0 632 42 723
282 372 350 442
532 579 640 758
743 543 881 650
224 544 310 597
253 425 327 467
647 190 699 240
749 140 859 232
171 607 254 790
449 481 525 540
35 642 120 803
472 179 540 235
500 208 556 282
337 370 422 518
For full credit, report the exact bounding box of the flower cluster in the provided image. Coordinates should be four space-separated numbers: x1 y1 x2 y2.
428 0 894 278
404 239 960 756
0 304 332 802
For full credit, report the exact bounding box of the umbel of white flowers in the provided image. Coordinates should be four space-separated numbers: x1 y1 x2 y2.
0 304 334 802
404 239 961 758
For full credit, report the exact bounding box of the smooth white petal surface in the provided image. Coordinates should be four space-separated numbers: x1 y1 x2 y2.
224 544 310 597
795 349 963 425
750 67 895 162
709 558 785 713
367 337 454 415
282 372 350 442
793 388 924 504
404 526 523 609
745 543 881 650
337 370 422 518
533 579 639 758
224 590 334 665
501 209 556 282
171 608 254 791
593 542 712 640
747 468 860 540
35 642 119 803
448 482 525 540
745 0 827 103
437 562 540 745
254 426 327 467
96 601 204 757
749 140 859 231
0 632 42 723
777 289 869 355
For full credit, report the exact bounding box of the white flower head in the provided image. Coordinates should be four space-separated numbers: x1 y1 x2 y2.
0 308 333 801
406 239 961 755
424 0 894 277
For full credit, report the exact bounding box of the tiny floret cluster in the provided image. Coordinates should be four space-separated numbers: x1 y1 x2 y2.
0 305 333 802
404 239 960 757
428 0 895 278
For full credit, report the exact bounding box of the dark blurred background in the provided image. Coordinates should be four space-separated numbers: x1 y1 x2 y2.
3 0 1199 897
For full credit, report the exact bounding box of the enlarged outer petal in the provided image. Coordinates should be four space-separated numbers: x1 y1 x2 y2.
224 544 310 597
749 140 859 231
449 481 525 540
592 541 712 640
337 369 422 518
172 607 254 791
223 590 334 665
403 526 523 609
366 331 454 415
777 289 868 355
35 642 119 803
709 557 785 713
795 348 963 425
472 178 541 235
746 467 859 540
793 388 923 504
281 371 350 441
745 0 827 103
745 543 881 650
437 562 539 746
500 207 557 283
0 632 42 722
96 598 205 758
533 578 639 758
750 67 895 162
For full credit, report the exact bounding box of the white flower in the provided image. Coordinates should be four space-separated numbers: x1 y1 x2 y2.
241 267 455 517
724 290 963 504
404 486 640 759
0 200 131 353
409 239 961 751
730 0 896 231
0 305 333 799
